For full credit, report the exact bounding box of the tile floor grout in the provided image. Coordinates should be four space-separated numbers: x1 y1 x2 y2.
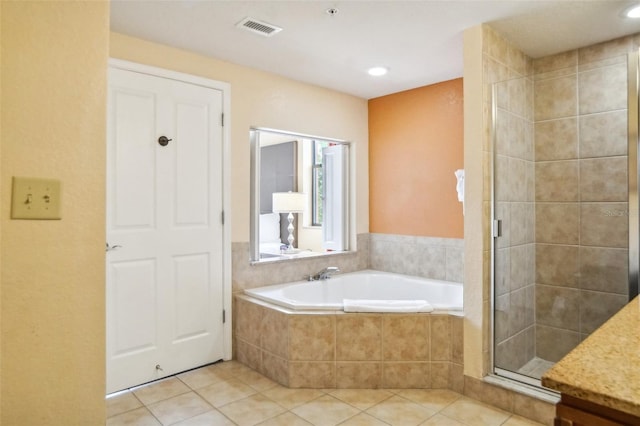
106 360 545 426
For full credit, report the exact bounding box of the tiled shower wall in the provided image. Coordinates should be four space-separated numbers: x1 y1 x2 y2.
486 26 537 372
532 36 634 362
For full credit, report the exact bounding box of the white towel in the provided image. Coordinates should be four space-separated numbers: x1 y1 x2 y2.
343 299 434 313
455 169 465 215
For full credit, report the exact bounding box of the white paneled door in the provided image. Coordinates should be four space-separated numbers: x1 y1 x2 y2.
106 65 226 393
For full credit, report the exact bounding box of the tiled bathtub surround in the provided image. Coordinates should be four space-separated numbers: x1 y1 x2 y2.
370 233 464 283
231 234 370 292
234 295 464 391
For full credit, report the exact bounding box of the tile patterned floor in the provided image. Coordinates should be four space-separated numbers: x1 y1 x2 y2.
106 361 544 426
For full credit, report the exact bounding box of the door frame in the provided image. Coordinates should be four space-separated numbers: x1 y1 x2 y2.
107 58 233 363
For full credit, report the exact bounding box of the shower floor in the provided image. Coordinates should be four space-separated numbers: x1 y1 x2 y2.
517 357 555 380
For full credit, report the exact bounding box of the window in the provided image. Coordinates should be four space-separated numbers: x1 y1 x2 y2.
312 140 330 226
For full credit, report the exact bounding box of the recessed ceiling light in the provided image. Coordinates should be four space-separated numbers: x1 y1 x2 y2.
623 4 640 18
368 67 388 77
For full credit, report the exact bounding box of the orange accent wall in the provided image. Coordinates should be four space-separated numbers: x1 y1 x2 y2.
369 78 464 238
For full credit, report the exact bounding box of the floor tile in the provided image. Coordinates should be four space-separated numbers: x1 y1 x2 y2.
261 385 326 409
133 377 191 405
178 365 234 390
365 395 436 426
147 391 213 425
256 411 313 426
106 391 143 418
196 378 257 407
172 409 236 426
395 389 461 412
329 389 394 410
106 407 161 426
234 368 279 391
418 414 465 426
218 393 287 426
440 398 510 426
338 412 391 425
292 394 361 426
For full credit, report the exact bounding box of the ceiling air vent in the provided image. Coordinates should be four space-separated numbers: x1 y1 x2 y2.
236 17 283 37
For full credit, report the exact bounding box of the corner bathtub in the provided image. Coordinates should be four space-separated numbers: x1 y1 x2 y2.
244 269 463 312
236 269 465 389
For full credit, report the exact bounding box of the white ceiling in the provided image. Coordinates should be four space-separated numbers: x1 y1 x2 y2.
110 0 640 99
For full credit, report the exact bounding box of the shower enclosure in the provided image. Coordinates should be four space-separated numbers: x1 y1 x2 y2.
492 39 639 386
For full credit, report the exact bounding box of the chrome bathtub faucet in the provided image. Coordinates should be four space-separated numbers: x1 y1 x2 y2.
309 266 340 281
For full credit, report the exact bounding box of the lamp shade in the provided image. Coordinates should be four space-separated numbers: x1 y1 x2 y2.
272 192 306 213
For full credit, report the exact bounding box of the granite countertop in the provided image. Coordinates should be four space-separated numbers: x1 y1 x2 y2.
541 297 640 417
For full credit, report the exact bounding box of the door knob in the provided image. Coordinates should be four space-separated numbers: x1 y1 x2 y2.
158 136 172 146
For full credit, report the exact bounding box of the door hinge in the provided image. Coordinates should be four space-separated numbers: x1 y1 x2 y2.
222 309 226 323
221 113 224 127
221 210 225 224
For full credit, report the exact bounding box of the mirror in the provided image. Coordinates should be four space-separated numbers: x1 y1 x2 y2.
250 127 350 262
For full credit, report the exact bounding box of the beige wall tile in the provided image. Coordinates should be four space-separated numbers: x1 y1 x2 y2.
580 202 628 248
579 111 627 158
431 362 451 389
261 308 288 358
495 294 510 344
336 362 382 389
578 64 627 115
533 51 577 75
235 296 264 346
535 118 578 161
494 328 533 371
509 158 531 202
450 363 465 394
495 155 510 202
535 244 579 288
535 161 579 202
579 247 629 294
382 315 429 361
463 376 514 413
510 202 535 245
382 362 430 388
580 291 628 334
451 317 464 365
578 36 634 68
289 362 336 388
534 76 577 121
236 339 262 372
262 352 289 387
336 315 382 361
510 244 534 291
508 44 531 77
495 248 510 297
535 324 581 362
430 315 452 361
509 286 534 334
535 284 580 331
535 203 579 244
289 315 335 361
513 392 555 426
507 77 530 118
580 157 627 202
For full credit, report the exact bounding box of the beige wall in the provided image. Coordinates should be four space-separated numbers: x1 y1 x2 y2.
1 2 109 424
462 25 486 379
110 33 369 245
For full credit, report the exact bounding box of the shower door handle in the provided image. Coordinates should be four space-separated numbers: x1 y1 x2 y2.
492 220 502 238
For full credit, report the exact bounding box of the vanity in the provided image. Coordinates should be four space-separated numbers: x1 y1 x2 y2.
542 297 640 425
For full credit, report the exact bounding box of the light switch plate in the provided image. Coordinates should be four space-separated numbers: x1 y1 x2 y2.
11 177 62 220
